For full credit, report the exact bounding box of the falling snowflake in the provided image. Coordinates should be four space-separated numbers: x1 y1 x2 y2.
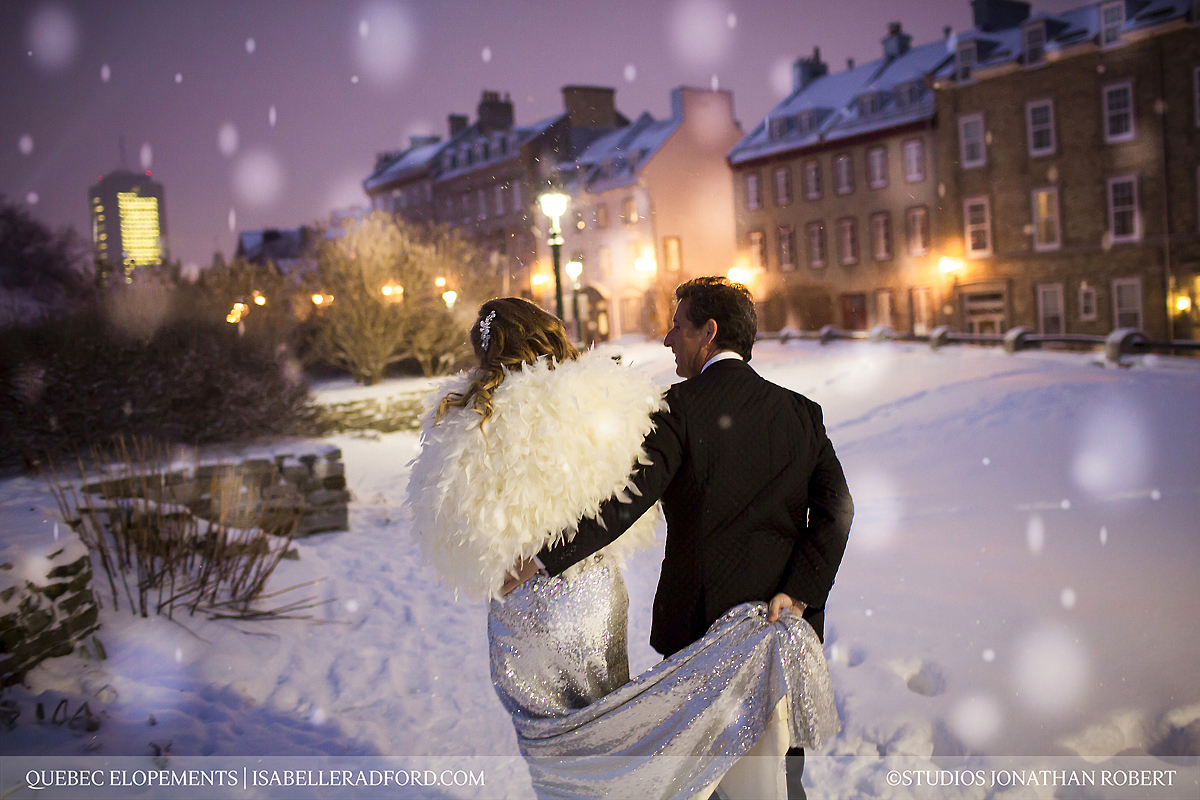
101 63 111 82
25 191 39 205
139 143 152 170
1100 526 1108 545
864 608 873 617
948 694 1002 748
245 37 256 54
982 457 990 465
711 74 719 91
669 0 734 69
481 46 492 63
1025 514 1045 555
18 135 34 156
1060 588 1077 609
982 648 996 662
233 149 285 208
355 2 418 87
27 4 78 71
218 122 239 157
310 707 327 725
769 58 792 98
174 647 183 663
228 207 237 232
359 19 370 38
174 72 182 83
1060 499 1071 510
1013 626 1090 715
1150 489 1161 500
726 12 737 29
624 64 637 82
351 75 359 84
269 105 277 127
346 599 360 613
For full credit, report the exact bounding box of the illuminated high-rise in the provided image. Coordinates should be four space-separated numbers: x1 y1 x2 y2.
88 169 168 282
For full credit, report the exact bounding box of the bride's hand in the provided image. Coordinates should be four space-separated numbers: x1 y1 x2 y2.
767 592 806 622
502 558 542 596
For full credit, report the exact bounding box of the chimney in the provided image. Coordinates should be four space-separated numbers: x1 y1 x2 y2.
477 90 514 133
791 46 828 92
970 0 1030 32
448 114 468 137
847 57 856 70
944 25 953 39
882 22 912 59
409 135 441 149
561 85 618 128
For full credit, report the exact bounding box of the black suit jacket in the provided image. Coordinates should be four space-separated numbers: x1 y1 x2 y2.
540 358 853 657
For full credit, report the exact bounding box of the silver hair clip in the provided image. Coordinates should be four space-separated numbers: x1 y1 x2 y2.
479 310 497 351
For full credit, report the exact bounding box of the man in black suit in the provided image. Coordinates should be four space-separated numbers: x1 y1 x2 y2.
507 277 853 799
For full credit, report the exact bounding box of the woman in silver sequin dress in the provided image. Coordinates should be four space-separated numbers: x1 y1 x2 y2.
408 298 839 800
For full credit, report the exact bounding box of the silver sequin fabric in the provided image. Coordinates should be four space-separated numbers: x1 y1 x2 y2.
489 557 840 800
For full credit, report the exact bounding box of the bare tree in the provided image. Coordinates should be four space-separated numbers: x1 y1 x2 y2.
308 213 498 383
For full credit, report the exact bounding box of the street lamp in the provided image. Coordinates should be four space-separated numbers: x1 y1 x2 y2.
442 290 457 309
565 259 583 342
538 191 569 320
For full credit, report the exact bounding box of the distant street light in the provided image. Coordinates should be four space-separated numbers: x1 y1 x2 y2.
435 276 446 288
938 257 964 274
538 191 569 320
442 290 457 309
727 267 752 285
312 294 324 305
565 260 583 342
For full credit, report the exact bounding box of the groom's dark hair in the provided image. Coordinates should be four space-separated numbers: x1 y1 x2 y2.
675 277 757 361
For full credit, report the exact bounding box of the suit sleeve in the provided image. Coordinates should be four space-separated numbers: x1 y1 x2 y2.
538 393 685 576
779 399 853 609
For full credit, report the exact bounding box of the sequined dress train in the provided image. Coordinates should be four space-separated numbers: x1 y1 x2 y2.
489 555 840 800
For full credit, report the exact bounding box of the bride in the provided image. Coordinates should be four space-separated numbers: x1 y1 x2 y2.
407 297 838 799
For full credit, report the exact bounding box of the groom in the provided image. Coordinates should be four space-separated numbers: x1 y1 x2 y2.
509 277 853 799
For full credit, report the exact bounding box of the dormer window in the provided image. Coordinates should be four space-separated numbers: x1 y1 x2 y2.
956 41 976 81
1100 1 1124 46
859 92 886 116
498 137 508 155
482 142 490 160
896 82 924 107
1023 22 1046 65
797 110 817 132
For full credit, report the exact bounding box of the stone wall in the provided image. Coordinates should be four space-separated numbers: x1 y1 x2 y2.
0 540 100 687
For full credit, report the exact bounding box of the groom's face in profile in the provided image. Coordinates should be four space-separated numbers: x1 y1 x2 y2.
664 299 715 379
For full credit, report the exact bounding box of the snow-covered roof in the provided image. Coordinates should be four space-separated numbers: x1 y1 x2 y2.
434 113 564 183
363 141 443 193
557 110 681 194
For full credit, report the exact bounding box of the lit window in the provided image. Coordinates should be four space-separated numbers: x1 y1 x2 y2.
748 230 766 270
870 212 892 261
774 167 792 205
1107 176 1140 242
1032 187 1061 250
745 174 762 210
1026 99 1056 156
834 155 854 194
1103 81 1135 143
622 196 638 223
903 140 924 182
1101 1 1125 46
595 203 609 229
807 222 826 268
867 147 888 188
1024 22 1046 66
837 217 858 264
1113 277 1143 329
959 113 986 168
664 237 682 272
963 196 992 257
778 226 796 271
1079 284 1098 321
598 246 612 277
803 160 821 199
906 206 929 256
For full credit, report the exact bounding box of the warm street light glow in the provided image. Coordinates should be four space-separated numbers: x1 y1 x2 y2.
727 267 752 285
531 274 550 286
435 276 446 288
939 257 965 274
1177 296 1192 312
253 294 266 305
634 253 656 273
538 192 568 221
442 290 457 308
565 260 583 281
312 294 324 305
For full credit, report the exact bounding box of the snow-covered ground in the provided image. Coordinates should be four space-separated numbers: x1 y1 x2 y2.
2 337 1198 799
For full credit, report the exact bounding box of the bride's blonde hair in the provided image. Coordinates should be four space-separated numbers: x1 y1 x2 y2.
436 297 579 426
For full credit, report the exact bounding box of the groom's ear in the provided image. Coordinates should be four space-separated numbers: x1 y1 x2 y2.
702 318 718 347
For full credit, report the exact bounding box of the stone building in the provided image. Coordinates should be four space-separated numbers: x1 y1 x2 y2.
934 0 1199 339
728 25 953 333
552 87 744 339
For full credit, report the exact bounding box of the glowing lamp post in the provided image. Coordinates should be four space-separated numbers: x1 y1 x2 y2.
565 259 583 342
538 191 569 320
442 290 458 309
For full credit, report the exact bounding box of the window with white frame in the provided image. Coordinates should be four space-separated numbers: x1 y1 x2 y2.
957 40 976 81
1037 283 1065 334
964 196 992 257
875 289 895 329
622 196 639 224
1103 81 1135 142
748 230 766 270
903 139 925 181
778 226 796 271
803 160 822 199
906 206 930 256
837 217 859 264
774 167 792 205
1024 22 1046 66
1112 277 1143 329
867 147 888 188
835 155 854 194
477 189 488 220
1026 99 1056 156
494 185 506 216
1032 187 1061 250
511 181 522 211
959 113 986 168
598 246 612 277
1079 283 1098 321
807 222 827 267
1101 1 1125 46
871 212 892 261
746 173 762 210
1107 175 1140 242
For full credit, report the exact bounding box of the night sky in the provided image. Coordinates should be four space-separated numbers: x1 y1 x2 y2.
2 0 1081 270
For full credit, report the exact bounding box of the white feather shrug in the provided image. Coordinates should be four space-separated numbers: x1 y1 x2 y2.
406 349 667 601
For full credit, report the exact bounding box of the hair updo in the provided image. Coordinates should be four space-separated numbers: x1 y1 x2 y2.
435 297 579 426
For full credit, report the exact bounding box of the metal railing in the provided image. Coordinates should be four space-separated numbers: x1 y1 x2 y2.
758 325 1200 364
